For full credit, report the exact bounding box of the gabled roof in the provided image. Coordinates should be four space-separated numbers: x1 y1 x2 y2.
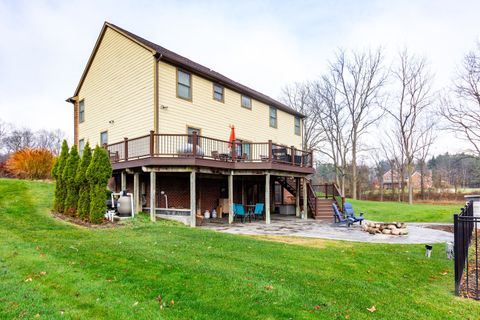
71 22 304 118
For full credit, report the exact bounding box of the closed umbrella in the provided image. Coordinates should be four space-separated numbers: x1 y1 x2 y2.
229 125 236 157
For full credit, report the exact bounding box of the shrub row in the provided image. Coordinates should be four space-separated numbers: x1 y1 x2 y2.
52 140 112 224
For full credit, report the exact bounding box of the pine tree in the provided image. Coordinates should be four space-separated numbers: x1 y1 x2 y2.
51 140 69 213
86 145 113 224
63 145 80 215
76 142 92 220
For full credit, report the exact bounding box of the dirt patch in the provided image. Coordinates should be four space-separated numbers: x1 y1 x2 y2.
52 212 119 229
423 225 454 233
250 235 331 249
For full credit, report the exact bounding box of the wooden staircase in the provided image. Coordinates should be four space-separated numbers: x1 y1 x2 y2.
275 177 344 220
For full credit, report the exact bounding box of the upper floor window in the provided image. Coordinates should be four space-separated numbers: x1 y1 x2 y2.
100 131 108 146
213 83 224 102
269 107 277 128
241 95 252 109
79 100 85 123
177 69 192 100
79 139 85 156
294 117 301 136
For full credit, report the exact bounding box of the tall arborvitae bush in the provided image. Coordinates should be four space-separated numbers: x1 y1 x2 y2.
63 145 80 215
86 145 112 224
51 140 69 213
76 142 92 221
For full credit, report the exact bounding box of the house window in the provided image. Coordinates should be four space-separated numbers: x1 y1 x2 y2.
241 95 252 109
177 69 192 100
269 107 277 128
294 117 301 136
79 139 85 155
100 131 108 146
187 127 201 145
213 83 224 102
79 100 85 123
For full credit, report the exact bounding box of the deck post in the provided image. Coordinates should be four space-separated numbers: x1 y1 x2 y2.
133 172 140 213
228 172 234 224
190 170 196 227
265 172 271 224
295 177 300 217
302 177 308 220
150 171 156 222
121 170 127 191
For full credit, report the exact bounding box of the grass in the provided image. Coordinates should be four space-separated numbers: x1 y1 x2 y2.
1 179 479 319
347 198 462 223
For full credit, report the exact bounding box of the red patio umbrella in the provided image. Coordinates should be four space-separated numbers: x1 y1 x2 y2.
228 125 236 150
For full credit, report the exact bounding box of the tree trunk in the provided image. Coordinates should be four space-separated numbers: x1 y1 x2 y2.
380 177 384 202
351 143 357 199
420 160 425 200
407 166 413 205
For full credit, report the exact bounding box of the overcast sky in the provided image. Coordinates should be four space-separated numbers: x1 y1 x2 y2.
0 0 479 158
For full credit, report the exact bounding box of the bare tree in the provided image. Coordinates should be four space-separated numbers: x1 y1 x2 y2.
314 74 352 195
329 48 387 199
386 50 433 204
415 119 436 199
281 82 324 151
441 42 480 155
35 129 65 155
371 149 389 201
2 128 35 153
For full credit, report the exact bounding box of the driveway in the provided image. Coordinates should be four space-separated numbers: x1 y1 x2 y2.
201 216 453 244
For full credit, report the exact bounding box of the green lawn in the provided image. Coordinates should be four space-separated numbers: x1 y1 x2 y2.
1 179 479 319
347 199 462 223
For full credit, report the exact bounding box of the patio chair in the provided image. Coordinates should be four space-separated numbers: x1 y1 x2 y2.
233 203 249 223
252 203 264 220
344 202 364 225
332 203 354 227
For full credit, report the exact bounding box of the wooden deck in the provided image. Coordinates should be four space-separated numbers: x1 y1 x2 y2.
106 131 314 174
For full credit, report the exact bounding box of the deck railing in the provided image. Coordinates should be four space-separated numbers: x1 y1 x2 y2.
311 183 345 212
106 131 313 168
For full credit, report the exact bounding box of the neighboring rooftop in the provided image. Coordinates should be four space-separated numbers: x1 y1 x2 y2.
73 22 304 118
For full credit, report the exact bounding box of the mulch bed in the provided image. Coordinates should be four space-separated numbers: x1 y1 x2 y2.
423 225 454 233
52 212 118 229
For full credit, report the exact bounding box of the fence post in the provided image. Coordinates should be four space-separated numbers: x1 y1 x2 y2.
268 140 272 162
124 137 128 161
149 130 154 156
192 131 198 158
291 146 295 166
454 213 460 295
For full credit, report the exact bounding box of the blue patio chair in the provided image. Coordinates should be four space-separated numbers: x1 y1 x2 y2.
253 203 264 220
233 203 249 223
332 203 354 227
344 202 364 225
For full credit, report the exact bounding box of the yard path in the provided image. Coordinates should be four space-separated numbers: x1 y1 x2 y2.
201 216 453 244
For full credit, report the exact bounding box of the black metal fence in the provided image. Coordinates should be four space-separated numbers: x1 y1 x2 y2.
454 200 480 298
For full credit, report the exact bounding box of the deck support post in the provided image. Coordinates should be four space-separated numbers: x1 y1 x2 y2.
190 170 196 227
121 170 127 191
134 172 140 213
295 177 300 217
150 171 156 222
228 172 234 224
265 172 271 224
302 177 308 220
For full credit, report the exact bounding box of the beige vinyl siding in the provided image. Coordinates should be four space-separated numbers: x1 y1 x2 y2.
77 27 154 147
156 61 302 149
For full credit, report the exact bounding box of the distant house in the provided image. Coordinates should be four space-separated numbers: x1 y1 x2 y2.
382 170 432 189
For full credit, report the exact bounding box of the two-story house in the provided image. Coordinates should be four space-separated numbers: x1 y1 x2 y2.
67 22 319 226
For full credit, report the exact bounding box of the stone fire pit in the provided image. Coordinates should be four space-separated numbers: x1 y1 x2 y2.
362 222 408 235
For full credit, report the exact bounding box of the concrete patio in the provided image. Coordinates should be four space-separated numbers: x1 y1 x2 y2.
201 215 453 244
